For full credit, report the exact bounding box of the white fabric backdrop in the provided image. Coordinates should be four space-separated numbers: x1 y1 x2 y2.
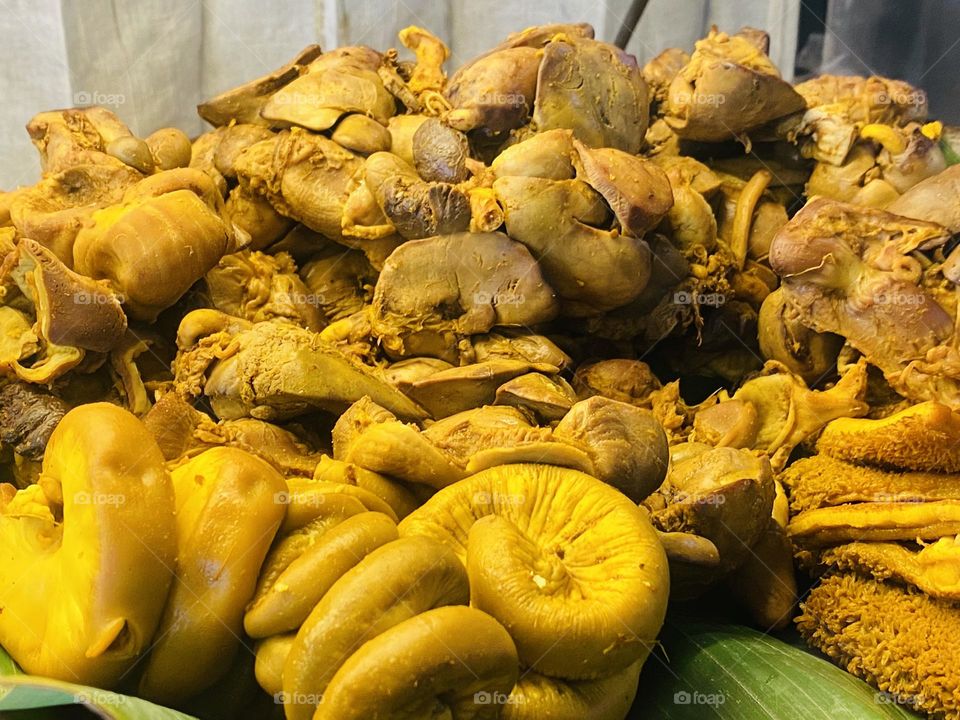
0 0 800 189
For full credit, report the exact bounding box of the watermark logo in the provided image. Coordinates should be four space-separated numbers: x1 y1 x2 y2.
672 92 727 108
74 491 126 507
871 90 926 107
871 291 925 307
273 490 326 508
73 90 126 108
875 691 924 708
274 691 324 706
871 492 922 503
275 291 327 307
474 290 526 306
476 91 528 108
674 491 726 507
673 690 726 706
75 691 125 705
73 290 124 306
474 690 523 706
472 491 526 506
673 290 726 307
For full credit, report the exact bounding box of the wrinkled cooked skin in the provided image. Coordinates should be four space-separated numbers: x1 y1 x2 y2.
205 250 325 331
823 538 960 602
173 316 427 422
299 245 377 323
0 382 69 464
10 164 142 265
362 152 471 239
790 74 928 165
692 360 868 472
26 107 137 175
769 197 960 407
780 454 960 515
72 169 237 322
664 28 805 142
370 232 559 363
816 401 960 473
797 572 960 720
234 128 363 242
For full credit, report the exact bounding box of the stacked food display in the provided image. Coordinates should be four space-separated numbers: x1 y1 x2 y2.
1 20 958 720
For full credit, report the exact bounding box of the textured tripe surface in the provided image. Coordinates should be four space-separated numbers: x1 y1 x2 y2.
797 572 960 719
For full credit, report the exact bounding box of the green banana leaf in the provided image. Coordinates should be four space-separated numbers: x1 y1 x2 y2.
0 624 924 720
0 646 197 720
942 125 960 165
637 621 921 719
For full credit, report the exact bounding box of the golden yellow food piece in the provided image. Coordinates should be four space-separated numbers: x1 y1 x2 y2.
281 478 398 531
553 396 669 503
400 463 669 680
725 523 797 630
138 447 287 703
249 495 367 612
0 403 176 687
696 359 868 472
788 501 960 548
664 28 804 142
312 455 420 519
797 572 960 719
494 372 577 422
254 633 294 697
144 127 192 171
330 113 392 155
503 663 642 720
817 401 960 472
398 359 558 419
316 606 519 720
824 538 960 601
175 318 428 423
283 536 468 720
647 444 774 584
243 511 398 638
73 169 236 321
779 453 960 515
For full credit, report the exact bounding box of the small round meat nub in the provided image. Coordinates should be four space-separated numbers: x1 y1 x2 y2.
412 118 470 183
145 128 192 170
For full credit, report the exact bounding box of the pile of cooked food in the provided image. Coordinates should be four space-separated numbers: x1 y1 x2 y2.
1 19 959 720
